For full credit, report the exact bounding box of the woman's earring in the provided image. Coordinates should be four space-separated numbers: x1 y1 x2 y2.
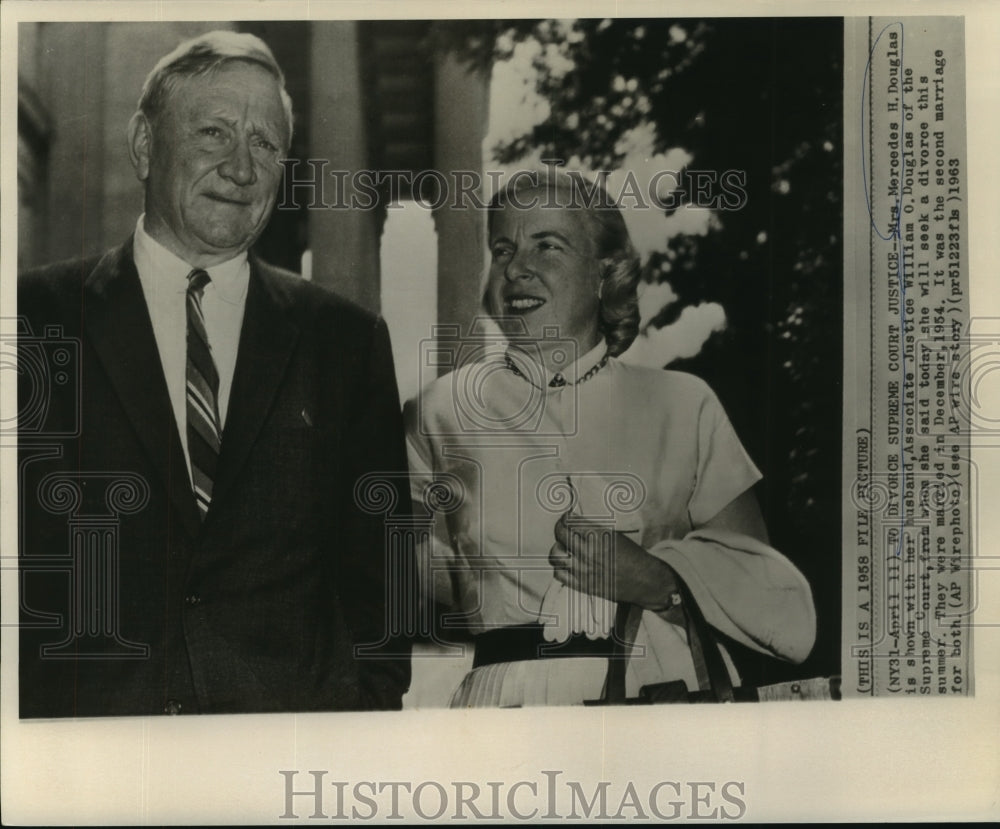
597 279 604 300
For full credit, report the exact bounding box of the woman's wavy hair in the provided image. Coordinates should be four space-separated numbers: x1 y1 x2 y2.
485 170 641 357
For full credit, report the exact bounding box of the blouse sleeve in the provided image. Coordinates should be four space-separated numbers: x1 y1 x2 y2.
688 385 763 527
647 528 816 663
646 379 814 664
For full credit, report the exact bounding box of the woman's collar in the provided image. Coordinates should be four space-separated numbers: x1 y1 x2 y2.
504 337 609 388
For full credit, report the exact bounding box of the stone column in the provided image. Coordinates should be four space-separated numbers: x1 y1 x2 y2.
41 23 107 263
432 52 489 336
308 21 381 313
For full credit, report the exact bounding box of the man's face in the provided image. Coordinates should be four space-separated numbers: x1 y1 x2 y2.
485 195 602 353
134 61 289 266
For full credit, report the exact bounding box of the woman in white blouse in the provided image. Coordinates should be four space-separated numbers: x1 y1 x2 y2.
404 172 816 707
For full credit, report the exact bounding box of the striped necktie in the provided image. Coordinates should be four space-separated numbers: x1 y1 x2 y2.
186 268 222 518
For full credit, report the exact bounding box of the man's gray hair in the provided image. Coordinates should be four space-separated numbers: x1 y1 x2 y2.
137 30 294 145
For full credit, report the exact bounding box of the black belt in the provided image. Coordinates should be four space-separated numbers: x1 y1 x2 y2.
472 624 614 668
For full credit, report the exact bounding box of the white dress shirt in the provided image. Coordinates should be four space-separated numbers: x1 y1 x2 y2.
132 216 249 481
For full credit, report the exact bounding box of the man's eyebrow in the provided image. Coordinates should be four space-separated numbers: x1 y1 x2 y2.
193 110 237 125
249 122 279 137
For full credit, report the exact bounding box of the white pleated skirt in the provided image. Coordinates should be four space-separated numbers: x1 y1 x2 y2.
449 657 614 708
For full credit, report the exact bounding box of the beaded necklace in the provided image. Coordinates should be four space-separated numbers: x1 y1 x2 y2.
503 350 610 390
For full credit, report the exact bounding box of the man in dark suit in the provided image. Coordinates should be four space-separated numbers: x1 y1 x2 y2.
18 31 413 717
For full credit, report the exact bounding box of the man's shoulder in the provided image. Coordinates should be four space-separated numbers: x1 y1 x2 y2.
252 257 381 333
18 249 119 329
19 251 107 291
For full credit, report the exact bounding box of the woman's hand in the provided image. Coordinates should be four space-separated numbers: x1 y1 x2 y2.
549 511 681 609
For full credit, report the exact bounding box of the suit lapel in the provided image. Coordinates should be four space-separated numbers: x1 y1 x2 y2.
210 258 300 511
84 240 202 538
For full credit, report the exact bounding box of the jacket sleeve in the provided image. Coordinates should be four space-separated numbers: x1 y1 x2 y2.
339 316 414 709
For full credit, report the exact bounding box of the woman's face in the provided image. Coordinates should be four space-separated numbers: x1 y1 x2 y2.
486 197 603 354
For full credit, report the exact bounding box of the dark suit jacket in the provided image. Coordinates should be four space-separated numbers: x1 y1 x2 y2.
18 238 413 717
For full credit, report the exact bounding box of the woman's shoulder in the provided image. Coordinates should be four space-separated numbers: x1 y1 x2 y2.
409 359 488 403
610 359 719 406
403 359 497 433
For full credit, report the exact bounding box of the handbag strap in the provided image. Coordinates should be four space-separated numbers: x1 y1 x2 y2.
600 581 735 704
676 580 735 703
602 601 644 704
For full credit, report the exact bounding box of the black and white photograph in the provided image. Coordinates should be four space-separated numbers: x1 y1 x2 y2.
2 0 997 824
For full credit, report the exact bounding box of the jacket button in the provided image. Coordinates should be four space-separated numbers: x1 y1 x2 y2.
164 699 182 715
184 594 202 606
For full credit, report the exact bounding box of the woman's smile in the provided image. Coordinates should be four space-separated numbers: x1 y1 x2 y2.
504 294 547 312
